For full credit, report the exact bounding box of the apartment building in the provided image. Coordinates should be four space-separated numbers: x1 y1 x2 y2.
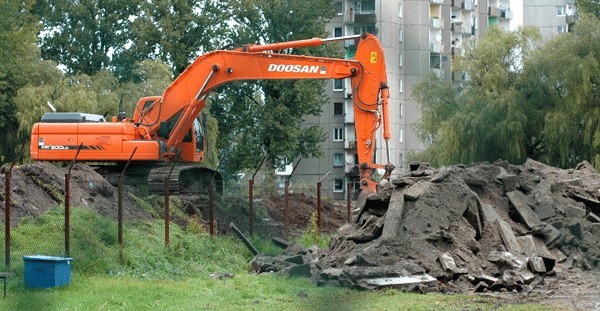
288 0 512 199
513 0 577 41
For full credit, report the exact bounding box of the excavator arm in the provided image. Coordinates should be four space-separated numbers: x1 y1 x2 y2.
137 33 393 192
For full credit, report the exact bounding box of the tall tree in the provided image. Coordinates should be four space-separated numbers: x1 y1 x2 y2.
0 0 43 162
576 0 600 18
212 0 336 175
523 15 600 169
120 0 232 78
413 26 541 166
33 0 142 76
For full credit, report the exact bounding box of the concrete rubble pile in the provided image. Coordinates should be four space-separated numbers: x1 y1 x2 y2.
252 159 600 293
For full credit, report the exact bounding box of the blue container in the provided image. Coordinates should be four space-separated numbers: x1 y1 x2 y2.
23 255 74 288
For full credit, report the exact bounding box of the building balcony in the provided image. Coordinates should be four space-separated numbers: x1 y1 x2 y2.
430 42 443 53
344 111 354 124
451 21 460 32
345 140 357 150
566 14 577 25
462 0 474 11
451 0 463 8
430 17 442 29
355 12 377 24
451 47 462 56
345 165 359 177
430 0 444 4
488 6 501 17
500 9 512 19
462 23 474 34
432 68 443 79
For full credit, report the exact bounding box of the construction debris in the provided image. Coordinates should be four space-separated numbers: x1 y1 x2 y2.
253 159 600 294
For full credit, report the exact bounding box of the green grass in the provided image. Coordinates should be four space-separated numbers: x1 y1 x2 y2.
0 206 554 310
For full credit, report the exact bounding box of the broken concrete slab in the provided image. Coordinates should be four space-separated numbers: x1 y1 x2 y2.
280 263 312 278
497 219 521 254
586 212 600 223
430 167 451 183
403 180 431 201
480 203 500 223
568 222 584 240
488 251 525 270
516 235 553 259
549 248 567 263
439 252 458 272
532 203 556 220
380 190 404 241
528 256 547 273
532 223 562 246
463 193 483 239
362 274 438 290
272 237 291 249
465 177 488 187
562 204 587 219
506 190 541 229
284 255 304 265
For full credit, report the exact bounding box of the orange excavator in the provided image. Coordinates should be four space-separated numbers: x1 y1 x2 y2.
30 33 394 195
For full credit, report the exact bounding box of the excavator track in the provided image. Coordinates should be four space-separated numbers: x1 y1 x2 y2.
147 165 223 195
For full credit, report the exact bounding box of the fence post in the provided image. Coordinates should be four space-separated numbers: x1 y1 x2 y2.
4 161 17 270
346 181 352 223
65 143 83 257
316 171 330 233
284 159 301 237
164 164 176 248
249 155 267 236
118 147 137 259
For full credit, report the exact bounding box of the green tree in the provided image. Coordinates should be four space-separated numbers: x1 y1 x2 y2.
212 0 336 175
33 0 142 77
0 0 43 162
413 26 542 166
576 0 600 18
523 15 600 169
122 0 232 78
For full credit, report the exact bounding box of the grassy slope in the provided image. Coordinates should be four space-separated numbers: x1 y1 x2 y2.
0 206 552 310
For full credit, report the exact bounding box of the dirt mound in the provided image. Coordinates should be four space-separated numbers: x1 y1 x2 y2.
310 159 600 294
1 162 151 223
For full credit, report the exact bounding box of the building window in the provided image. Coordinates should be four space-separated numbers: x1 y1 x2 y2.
399 103 403 118
399 53 403 67
398 2 403 18
334 128 344 141
336 2 343 15
334 179 344 192
399 153 404 168
399 79 403 93
333 153 344 167
557 26 567 34
556 6 566 16
334 27 343 38
355 1 375 14
354 25 377 35
399 128 404 143
334 102 343 116
430 53 441 69
399 27 403 42
333 79 343 91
